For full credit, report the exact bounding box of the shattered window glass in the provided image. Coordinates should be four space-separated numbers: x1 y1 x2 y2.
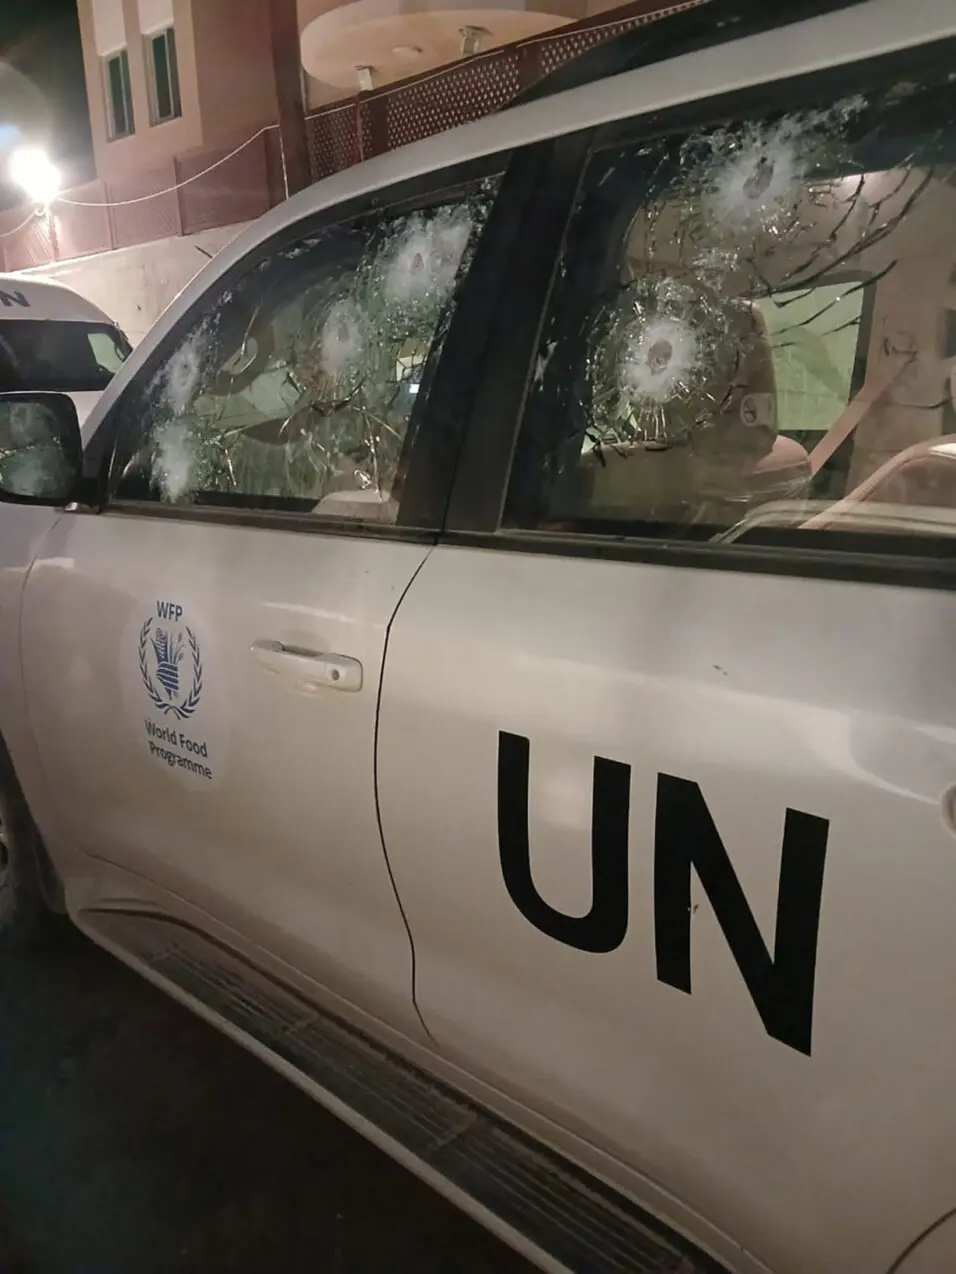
111 181 498 521
0 400 76 499
506 69 956 547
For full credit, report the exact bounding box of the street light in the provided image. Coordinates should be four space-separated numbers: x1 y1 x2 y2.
7 146 61 208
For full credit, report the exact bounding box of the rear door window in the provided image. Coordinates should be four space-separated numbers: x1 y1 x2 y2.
504 60 956 549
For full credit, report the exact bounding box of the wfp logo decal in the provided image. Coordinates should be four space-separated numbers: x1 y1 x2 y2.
138 601 203 720
135 600 215 783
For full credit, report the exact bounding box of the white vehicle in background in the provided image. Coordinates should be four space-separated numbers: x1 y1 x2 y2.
0 274 131 434
0 1 954 1272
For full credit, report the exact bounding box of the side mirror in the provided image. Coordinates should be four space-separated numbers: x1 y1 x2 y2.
0 393 82 504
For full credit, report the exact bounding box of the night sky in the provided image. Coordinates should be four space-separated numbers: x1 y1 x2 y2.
0 0 92 208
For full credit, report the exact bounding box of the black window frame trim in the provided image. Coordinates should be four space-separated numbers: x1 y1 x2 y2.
100 499 439 543
443 31 956 593
83 147 531 542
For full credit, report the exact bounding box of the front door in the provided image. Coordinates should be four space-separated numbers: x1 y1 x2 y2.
24 512 431 1037
21 172 501 1041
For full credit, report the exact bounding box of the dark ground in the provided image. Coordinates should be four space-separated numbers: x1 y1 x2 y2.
0 923 532 1274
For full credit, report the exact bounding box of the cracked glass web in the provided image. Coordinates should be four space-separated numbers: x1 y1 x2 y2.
514 70 956 540
130 186 495 512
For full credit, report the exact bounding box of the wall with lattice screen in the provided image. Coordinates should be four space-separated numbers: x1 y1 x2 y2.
305 0 706 181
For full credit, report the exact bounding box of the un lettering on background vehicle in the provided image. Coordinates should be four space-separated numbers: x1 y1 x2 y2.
0 2 955 1273
0 274 131 435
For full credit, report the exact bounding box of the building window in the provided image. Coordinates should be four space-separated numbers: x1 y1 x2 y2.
104 49 134 139
147 27 182 124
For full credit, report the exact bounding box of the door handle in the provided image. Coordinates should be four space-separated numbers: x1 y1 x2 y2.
250 640 363 692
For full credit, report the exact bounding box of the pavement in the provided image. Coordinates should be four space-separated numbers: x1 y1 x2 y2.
0 922 532 1274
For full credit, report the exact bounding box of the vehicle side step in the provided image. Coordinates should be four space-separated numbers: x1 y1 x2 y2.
79 908 724 1274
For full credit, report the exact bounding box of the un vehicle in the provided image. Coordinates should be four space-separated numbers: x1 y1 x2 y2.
0 2 954 1270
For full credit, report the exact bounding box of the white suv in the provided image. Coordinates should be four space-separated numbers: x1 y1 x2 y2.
0 3 955 1271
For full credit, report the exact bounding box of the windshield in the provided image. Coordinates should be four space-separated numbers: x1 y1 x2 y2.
0 320 132 393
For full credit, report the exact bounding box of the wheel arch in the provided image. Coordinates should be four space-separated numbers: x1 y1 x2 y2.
0 727 66 914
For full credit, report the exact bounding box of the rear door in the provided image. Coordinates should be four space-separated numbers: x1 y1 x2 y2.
377 26 956 1274
20 157 516 1041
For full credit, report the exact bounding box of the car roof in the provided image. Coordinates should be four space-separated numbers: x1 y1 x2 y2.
0 273 116 325
511 0 877 107
85 0 956 434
